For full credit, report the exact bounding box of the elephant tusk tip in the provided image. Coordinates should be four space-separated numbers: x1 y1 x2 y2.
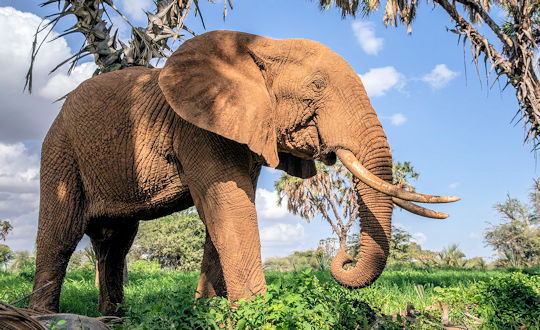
392 197 451 219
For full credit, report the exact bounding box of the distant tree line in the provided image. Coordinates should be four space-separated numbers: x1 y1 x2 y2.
1 170 538 274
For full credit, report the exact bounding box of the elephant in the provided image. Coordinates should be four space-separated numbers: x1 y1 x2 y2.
28 30 459 316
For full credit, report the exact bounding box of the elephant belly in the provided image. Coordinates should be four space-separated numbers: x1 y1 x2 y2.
80 142 192 220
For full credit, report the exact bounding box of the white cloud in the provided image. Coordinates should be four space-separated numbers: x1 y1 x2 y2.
38 62 97 100
0 7 95 252
468 232 480 239
0 142 41 251
119 0 153 22
0 7 94 143
412 232 427 245
260 223 305 243
389 113 407 126
351 21 383 55
421 64 459 89
359 66 406 97
0 143 40 194
256 188 289 219
449 182 460 189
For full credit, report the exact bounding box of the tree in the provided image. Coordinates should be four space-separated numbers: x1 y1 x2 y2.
0 220 14 270
275 161 358 249
318 0 540 148
0 244 13 270
0 220 13 241
388 225 414 263
347 224 419 264
9 250 32 270
26 0 232 92
263 249 327 272
276 160 419 251
128 209 205 271
484 190 540 267
438 243 467 267
393 161 419 192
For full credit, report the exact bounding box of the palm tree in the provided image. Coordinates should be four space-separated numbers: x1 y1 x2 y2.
438 243 466 268
26 0 232 92
318 0 540 148
275 160 419 249
276 161 360 249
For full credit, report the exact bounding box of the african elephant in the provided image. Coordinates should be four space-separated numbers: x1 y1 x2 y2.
29 30 458 316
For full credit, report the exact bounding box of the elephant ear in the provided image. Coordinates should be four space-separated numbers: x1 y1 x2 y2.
276 152 316 179
158 31 279 167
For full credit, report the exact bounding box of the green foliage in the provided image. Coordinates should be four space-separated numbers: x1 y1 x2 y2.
0 220 12 241
16 257 36 281
392 161 419 191
464 256 487 270
129 259 162 273
1 266 537 327
9 250 32 270
263 250 326 272
437 272 540 328
438 244 466 268
275 159 420 254
387 225 421 264
128 209 205 271
202 268 377 329
486 191 540 267
0 244 13 268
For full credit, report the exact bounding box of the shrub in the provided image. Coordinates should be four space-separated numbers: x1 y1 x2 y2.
17 258 36 281
466 272 539 328
129 259 162 273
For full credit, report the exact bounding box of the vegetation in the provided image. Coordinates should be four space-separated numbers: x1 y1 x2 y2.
0 220 13 269
320 0 540 148
28 1 540 148
0 244 12 270
275 161 360 248
0 220 12 241
275 160 419 249
485 188 540 267
1 264 538 328
127 209 205 271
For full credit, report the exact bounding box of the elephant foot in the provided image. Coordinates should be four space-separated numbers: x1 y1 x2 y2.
98 301 124 317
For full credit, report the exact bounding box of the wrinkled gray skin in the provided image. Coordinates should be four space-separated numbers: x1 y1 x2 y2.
29 30 393 316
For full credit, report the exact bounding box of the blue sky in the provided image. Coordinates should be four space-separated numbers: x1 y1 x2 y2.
0 0 537 262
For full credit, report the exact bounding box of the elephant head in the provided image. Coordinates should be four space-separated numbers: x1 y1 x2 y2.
158 31 459 288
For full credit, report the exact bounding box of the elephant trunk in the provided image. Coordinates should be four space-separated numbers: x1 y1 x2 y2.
330 135 393 288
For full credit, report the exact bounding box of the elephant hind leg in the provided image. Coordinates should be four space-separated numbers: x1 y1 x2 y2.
29 135 86 313
86 219 139 316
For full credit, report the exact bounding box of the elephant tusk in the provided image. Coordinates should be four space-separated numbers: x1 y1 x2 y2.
336 149 460 204
392 197 449 219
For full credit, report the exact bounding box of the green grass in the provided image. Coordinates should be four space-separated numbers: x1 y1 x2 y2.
1 266 538 329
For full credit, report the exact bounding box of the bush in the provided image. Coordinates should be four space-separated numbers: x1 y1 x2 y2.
437 272 540 329
466 272 539 328
17 258 35 281
129 259 162 273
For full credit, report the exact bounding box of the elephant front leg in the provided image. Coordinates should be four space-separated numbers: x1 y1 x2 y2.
196 231 226 298
188 172 266 301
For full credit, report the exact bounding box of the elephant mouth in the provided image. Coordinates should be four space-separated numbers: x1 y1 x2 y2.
318 151 336 166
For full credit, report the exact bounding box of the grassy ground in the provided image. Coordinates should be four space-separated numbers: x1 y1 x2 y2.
1 266 539 328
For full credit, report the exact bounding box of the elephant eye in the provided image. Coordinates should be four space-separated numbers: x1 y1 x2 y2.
311 79 326 91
